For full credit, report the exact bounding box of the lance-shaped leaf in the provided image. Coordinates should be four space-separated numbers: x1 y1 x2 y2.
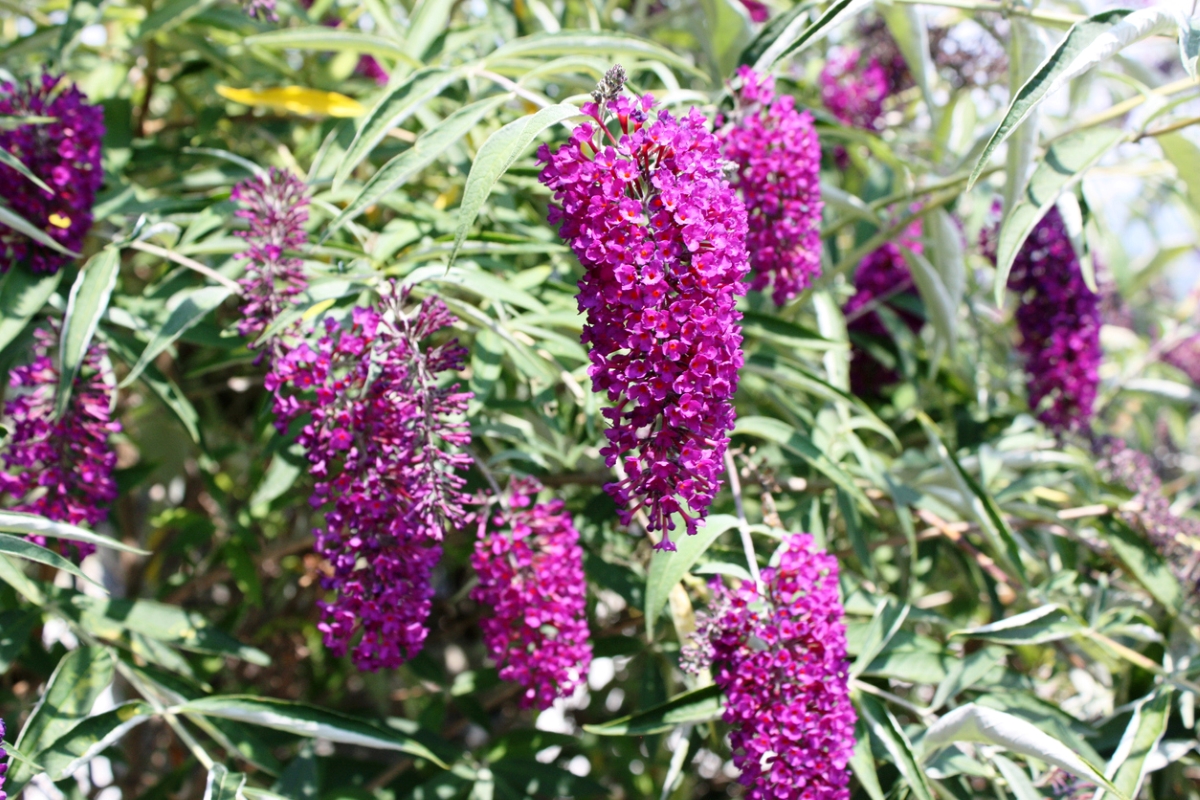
0 533 101 589
850 600 909 679
856 694 934 800
750 0 872 72
644 514 739 637
922 704 1126 798
0 510 149 554
1094 690 1173 800
487 31 702 76
449 103 580 265
56 246 120 418
0 268 61 354
245 27 421 65
120 285 233 387
405 0 455 60
951 605 1083 645
582 685 723 736
333 67 463 191
0 198 78 257
204 764 247 800
174 696 447 766
38 702 155 780
969 7 1178 189
0 148 52 193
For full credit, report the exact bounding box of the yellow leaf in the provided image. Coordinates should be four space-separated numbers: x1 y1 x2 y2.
216 85 364 118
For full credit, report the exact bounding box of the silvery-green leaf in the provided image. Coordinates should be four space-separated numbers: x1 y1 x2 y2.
644 514 739 637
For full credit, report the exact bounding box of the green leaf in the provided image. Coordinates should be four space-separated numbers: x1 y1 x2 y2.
175 696 447 766
644 514 739 637
1097 689 1172 800
120 285 233 387
952 605 1083 645
275 742 318 800
0 510 149 555
0 533 102 588
38 702 155 781
1180 16 1200 78
135 0 217 38
491 760 606 799
487 31 703 77
848 717 884 800
0 198 78 257
325 95 509 240
698 0 752 79
968 7 1176 190
0 147 52 193
1099 517 1184 612
738 2 809 69
850 600 909 679
0 609 37 673
249 449 305 516
405 0 455 60
204 764 247 800
993 126 1122 304
334 67 463 191
733 416 876 517
750 0 870 72
101 329 203 444
1159 130 1200 212
991 754 1041 800
930 647 1003 711
245 28 422 65
582 685 722 736
57 246 120 418
922 703 1125 799
855 693 934 800
449 103 580 265
898 244 956 363
0 267 61 354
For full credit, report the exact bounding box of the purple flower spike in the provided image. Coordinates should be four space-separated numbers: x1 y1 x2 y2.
470 478 592 710
537 88 749 550
720 66 823 305
1165 334 1200 385
243 0 277 21
267 286 473 670
0 75 105 275
820 48 891 131
232 168 311 344
683 533 856 800
0 326 120 560
0 718 7 800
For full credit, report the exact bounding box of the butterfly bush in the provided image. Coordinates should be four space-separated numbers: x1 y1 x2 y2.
684 533 855 799
232 168 311 344
266 287 472 670
0 326 120 559
720 66 823 305
819 48 890 131
243 0 277 21
470 478 592 709
0 75 104 274
537 70 750 550
1005 207 1101 432
1165 334 1200 385
0 718 7 800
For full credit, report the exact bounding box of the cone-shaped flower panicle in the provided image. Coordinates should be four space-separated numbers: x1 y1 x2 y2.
0 718 7 800
819 48 891 131
243 0 277 21
720 66 823 306
1165 334 1200 385
266 285 473 670
470 477 592 709
0 325 120 559
537 79 750 550
683 533 856 800
1005 207 1101 432
233 168 311 344
0 75 104 274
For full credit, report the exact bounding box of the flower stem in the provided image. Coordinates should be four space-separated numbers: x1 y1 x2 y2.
724 449 763 590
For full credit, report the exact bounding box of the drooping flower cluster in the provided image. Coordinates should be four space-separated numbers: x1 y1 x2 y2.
719 66 823 305
843 222 924 393
819 48 891 131
0 326 120 559
1005 207 1101 432
470 477 592 709
1165 334 1200 385
0 718 7 800
267 287 472 670
683 533 856 799
232 168 311 343
537 77 749 549
0 75 104 274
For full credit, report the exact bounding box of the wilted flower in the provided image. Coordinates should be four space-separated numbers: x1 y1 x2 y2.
0 326 120 559
0 75 104 274
683 533 856 800
720 66 823 305
470 478 592 709
537 78 749 550
267 286 472 670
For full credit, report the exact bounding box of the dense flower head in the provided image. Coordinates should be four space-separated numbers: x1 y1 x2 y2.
719 67 823 305
856 16 913 96
243 0 277 21
683 533 855 799
1005 207 1101 432
266 286 472 670
470 477 592 709
0 717 7 800
1165 334 1200 385
843 221 923 393
0 75 104 275
819 48 890 131
232 168 311 342
356 55 389 85
0 326 120 560
536 88 749 550
738 0 769 22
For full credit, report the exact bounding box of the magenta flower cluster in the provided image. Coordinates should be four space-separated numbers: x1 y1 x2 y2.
0 75 104 274
537 91 749 550
719 67 823 305
819 48 890 131
232 168 311 343
267 288 472 670
684 533 856 799
0 326 120 559
1165 334 1200 385
243 0 277 21
1005 207 1101 432
470 477 592 709
0 718 7 800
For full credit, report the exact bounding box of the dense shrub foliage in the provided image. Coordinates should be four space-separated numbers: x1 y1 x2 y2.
0 0 1199 799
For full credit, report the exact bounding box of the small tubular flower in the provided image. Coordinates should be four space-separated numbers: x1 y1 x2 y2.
720 66 823 305
0 75 104 274
683 533 856 799
267 286 472 670
819 48 890 131
232 168 311 344
1006 207 1101 432
537 79 749 549
0 326 120 559
470 478 592 709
